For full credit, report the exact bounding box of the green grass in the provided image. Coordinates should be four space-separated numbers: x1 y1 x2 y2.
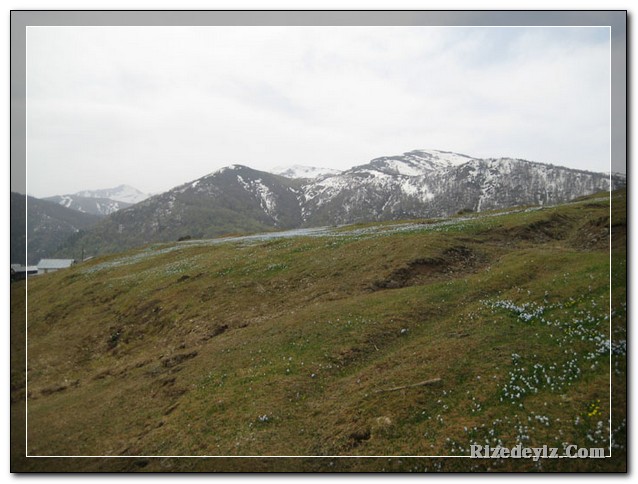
11 189 626 472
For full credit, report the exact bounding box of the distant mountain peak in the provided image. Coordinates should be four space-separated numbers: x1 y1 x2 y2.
352 149 478 178
74 185 148 204
205 164 253 178
44 194 132 217
44 184 149 216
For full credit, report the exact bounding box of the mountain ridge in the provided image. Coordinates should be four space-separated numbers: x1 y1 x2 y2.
43 194 132 216
272 165 342 180
51 149 624 259
73 184 149 204
43 184 149 217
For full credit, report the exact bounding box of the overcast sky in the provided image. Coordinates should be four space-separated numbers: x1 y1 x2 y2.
26 26 611 197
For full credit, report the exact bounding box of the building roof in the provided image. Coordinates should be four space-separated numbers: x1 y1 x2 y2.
37 259 75 270
11 265 38 273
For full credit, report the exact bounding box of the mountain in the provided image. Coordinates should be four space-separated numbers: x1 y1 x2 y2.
300 151 625 225
273 165 342 179
44 185 148 216
55 149 625 258
10 192 102 265
55 165 304 257
73 184 148 204
44 194 133 216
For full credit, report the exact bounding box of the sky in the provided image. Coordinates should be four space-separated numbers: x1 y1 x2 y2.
25 25 612 198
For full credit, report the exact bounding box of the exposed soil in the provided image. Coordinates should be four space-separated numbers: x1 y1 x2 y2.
370 246 487 290
570 215 611 250
161 351 198 368
504 212 575 243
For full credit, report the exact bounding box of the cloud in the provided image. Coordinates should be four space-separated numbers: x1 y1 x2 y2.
26 26 611 197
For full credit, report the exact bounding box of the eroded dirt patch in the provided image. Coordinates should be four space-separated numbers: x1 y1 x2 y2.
371 246 487 290
570 215 610 250
506 213 575 243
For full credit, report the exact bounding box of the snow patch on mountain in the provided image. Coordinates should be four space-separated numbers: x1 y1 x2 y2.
376 159 425 176
253 179 279 221
58 196 75 210
208 164 245 177
411 149 478 167
301 173 351 206
237 175 280 222
352 149 479 179
400 177 434 201
236 173 250 188
273 165 342 180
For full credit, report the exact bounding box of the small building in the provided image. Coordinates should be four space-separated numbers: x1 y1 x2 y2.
36 259 75 274
10 264 38 282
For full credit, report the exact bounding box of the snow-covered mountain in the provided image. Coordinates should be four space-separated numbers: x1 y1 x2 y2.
272 165 342 180
74 185 149 204
56 149 625 258
44 194 132 216
363 149 477 176
45 185 149 216
300 152 624 224
271 151 471 180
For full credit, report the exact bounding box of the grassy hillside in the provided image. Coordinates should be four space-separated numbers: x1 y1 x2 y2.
11 189 626 472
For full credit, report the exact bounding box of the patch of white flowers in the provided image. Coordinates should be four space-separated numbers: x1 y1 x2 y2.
484 295 623 404
435 292 624 458
484 299 546 322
